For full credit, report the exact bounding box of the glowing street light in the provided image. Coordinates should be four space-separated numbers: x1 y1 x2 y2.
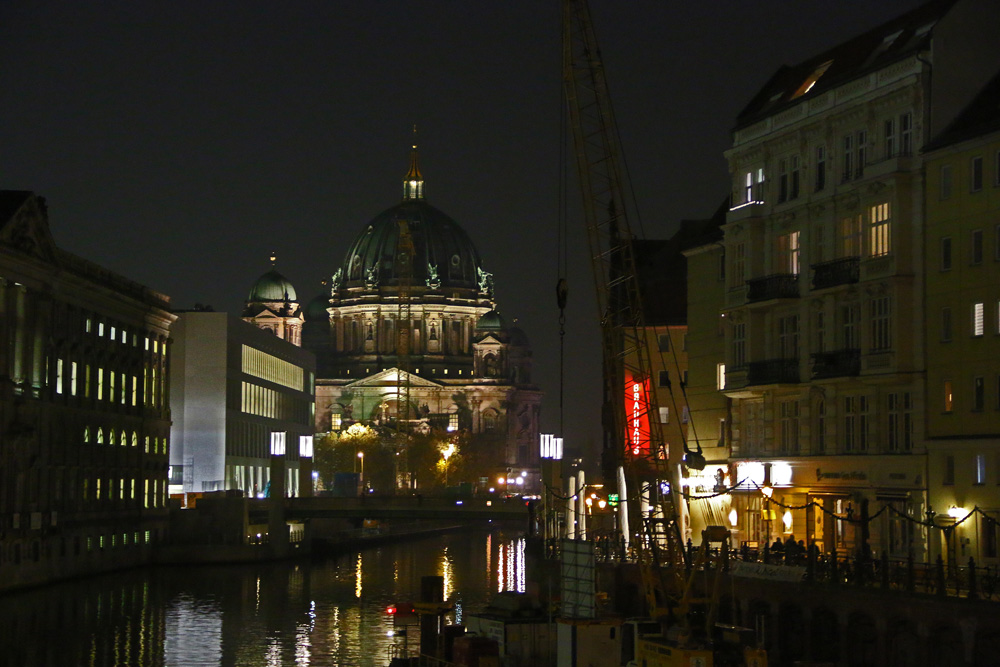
358 451 365 486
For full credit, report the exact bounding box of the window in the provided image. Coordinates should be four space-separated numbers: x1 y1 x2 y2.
940 164 953 200
729 242 746 288
842 303 860 349
941 237 952 270
447 413 458 432
816 400 826 454
996 150 1000 187
844 396 868 452
884 117 896 157
856 130 867 177
779 315 799 359
56 359 64 395
657 334 670 352
944 381 953 413
941 307 952 341
815 145 826 191
974 302 985 337
971 156 983 192
868 202 891 257
944 455 955 485
716 363 726 390
870 297 891 351
776 231 800 274
733 323 746 367
790 156 800 200
779 400 799 454
778 158 789 203
976 454 987 485
843 134 854 182
995 225 1000 261
659 407 670 424
840 215 862 257
972 229 983 265
330 413 342 431
658 370 671 388
900 113 912 154
681 406 690 424
974 376 985 411
887 392 912 452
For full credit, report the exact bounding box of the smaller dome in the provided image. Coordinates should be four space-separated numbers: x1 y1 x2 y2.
476 310 506 332
248 269 297 302
304 293 330 322
509 326 530 347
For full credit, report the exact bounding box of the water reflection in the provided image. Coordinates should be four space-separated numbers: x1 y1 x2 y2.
0 527 525 667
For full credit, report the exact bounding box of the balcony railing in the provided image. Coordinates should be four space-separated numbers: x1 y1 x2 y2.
747 274 799 302
747 358 800 385
811 257 860 290
811 349 861 379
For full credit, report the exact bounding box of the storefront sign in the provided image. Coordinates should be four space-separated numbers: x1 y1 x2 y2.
624 373 650 457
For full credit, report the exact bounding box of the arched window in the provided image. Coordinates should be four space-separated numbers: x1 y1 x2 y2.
97 428 104 444
483 409 498 432
83 426 91 444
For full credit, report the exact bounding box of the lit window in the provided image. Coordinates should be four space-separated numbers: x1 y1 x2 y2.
975 454 987 485
716 363 726 390
448 413 458 432
974 302 985 337
868 203 891 257
659 407 669 424
56 359 64 395
944 381 953 413
331 413 343 431
792 60 832 98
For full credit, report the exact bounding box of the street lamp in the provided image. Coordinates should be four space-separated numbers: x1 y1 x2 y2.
441 443 456 487
358 451 365 488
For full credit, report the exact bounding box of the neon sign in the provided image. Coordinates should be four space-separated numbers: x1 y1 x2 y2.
625 373 650 457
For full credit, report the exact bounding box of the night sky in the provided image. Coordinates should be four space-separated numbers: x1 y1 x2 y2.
2 0 926 468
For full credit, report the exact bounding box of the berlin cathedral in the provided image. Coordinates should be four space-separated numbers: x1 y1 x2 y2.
242 146 543 491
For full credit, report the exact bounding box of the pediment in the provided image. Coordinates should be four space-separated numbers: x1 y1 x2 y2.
346 368 443 389
474 334 504 347
0 193 59 264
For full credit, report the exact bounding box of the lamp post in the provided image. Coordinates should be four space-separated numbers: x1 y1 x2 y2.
441 443 456 487
358 451 365 489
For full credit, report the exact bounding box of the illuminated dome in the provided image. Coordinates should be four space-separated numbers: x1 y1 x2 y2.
248 268 297 302
476 310 506 332
330 145 493 302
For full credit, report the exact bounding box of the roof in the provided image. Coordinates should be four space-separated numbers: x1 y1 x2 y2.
335 199 488 295
247 268 298 302
925 69 1000 151
735 0 954 128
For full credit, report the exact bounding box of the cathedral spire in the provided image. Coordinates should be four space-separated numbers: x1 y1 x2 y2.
403 125 424 201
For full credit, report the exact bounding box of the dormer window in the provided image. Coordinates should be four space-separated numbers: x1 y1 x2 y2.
792 60 833 99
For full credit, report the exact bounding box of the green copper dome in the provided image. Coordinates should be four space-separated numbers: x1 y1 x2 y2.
248 269 297 302
476 309 506 331
304 293 330 321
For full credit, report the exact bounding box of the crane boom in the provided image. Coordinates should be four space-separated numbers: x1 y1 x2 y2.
562 0 688 615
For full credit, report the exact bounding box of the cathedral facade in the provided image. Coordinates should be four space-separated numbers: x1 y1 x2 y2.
245 148 543 492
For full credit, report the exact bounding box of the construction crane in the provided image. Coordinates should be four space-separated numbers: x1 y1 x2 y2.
561 0 687 618
562 3 767 664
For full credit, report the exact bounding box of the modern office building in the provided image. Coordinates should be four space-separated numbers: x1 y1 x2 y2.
169 311 316 499
0 191 174 591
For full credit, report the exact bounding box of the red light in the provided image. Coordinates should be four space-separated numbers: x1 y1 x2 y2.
387 605 397 615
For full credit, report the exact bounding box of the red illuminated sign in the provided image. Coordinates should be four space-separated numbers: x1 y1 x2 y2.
625 373 650 457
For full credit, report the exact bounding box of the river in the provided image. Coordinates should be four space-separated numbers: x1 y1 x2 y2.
0 526 528 667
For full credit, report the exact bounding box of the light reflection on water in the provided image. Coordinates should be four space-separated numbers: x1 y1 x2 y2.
0 527 525 667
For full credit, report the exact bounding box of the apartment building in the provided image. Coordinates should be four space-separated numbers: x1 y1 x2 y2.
718 0 1000 558
923 71 1000 564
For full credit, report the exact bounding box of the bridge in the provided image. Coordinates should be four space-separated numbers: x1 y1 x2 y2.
252 494 531 523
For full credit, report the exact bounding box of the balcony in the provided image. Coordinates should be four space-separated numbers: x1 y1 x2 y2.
810 349 860 379
747 274 799 302
811 257 859 290
746 358 800 385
